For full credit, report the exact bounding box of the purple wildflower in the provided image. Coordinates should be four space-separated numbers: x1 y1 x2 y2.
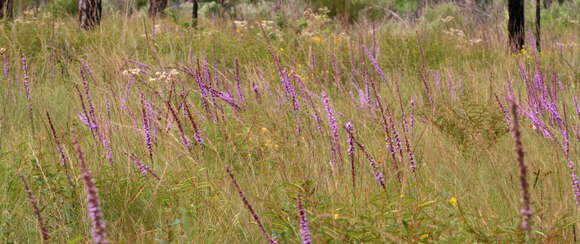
139 93 154 160
409 96 415 130
127 153 160 180
510 102 533 232
345 126 386 189
226 167 279 244
235 59 245 104
21 176 50 244
345 122 356 188
281 69 299 111
71 129 109 244
364 46 386 81
79 62 99 134
560 126 580 206
166 101 191 149
47 112 69 167
573 96 580 120
322 92 342 168
21 56 33 120
181 94 203 145
252 82 260 100
297 197 312 244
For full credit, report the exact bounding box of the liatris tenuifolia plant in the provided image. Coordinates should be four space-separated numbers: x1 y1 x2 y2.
369 80 399 177
345 122 356 188
79 62 99 134
225 167 279 244
235 58 245 104
344 126 386 189
364 46 386 82
139 92 154 160
296 196 312 244
281 68 300 112
127 153 160 180
409 96 415 130
71 128 109 244
47 112 69 167
294 75 323 133
74 84 98 141
322 92 342 169
510 102 533 232
20 175 50 244
181 94 203 145
166 101 191 149
21 56 33 126
560 123 580 206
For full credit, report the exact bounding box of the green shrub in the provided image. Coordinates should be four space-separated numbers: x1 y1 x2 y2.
46 0 78 17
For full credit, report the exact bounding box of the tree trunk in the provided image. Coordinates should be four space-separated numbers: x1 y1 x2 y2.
535 0 541 52
78 0 102 30
192 0 198 27
0 0 5 19
508 0 525 52
0 0 13 19
6 0 12 19
149 0 168 17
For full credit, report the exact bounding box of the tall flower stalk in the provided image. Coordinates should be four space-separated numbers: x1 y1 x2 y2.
166 101 191 149
226 167 278 244
345 122 356 188
139 92 154 160
21 56 33 127
46 112 69 167
181 94 203 145
21 175 50 244
322 92 342 169
510 103 532 232
71 128 109 244
297 196 312 244
344 125 386 190
127 153 160 180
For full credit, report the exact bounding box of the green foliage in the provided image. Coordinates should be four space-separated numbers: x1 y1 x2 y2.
46 0 78 17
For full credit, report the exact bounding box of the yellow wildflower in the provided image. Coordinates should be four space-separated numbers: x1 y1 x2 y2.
449 196 458 206
420 233 429 240
311 36 322 43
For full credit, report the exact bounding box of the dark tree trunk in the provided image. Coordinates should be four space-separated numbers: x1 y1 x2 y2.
79 0 102 30
508 0 525 52
0 0 13 19
535 0 541 52
149 0 168 17
192 0 198 27
0 0 5 19
6 0 12 19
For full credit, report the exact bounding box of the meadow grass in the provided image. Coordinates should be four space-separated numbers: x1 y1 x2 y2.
0 3 578 243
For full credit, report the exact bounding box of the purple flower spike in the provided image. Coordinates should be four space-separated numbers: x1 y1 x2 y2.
71 129 109 244
127 153 160 180
297 197 312 244
322 92 342 168
166 101 191 149
226 167 278 244
21 56 33 119
21 176 50 244
510 102 533 232
47 112 69 167
345 122 356 188
139 93 154 160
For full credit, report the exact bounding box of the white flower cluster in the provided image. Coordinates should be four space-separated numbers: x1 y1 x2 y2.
149 69 179 82
122 68 142 76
